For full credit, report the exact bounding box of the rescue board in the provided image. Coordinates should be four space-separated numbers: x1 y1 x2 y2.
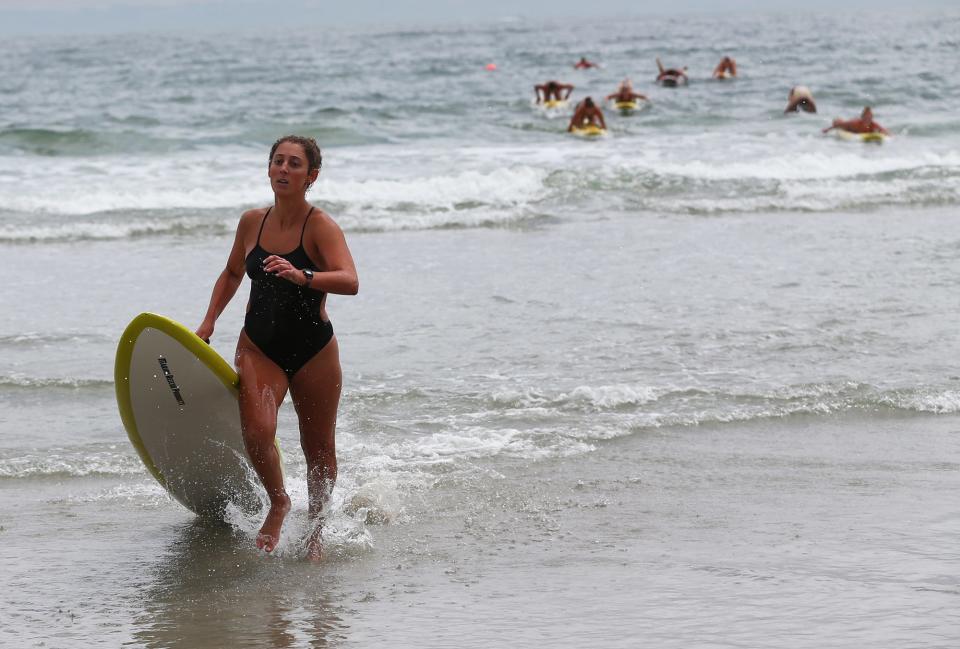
115 312 280 517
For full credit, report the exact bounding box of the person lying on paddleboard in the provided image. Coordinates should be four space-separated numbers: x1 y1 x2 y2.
785 85 817 113
822 106 889 135
195 135 359 561
568 97 607 131
574 56 599 69
656 58 688 84
535 80 575 104
712 56 737 78
605 78 648 103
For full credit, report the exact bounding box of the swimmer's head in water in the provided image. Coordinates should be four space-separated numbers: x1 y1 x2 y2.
270 135 323 174
861 106 873 120
546 81 558 92
584 97 595 108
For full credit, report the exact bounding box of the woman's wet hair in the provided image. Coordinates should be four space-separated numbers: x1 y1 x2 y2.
270 135 323 173
584 97 595 108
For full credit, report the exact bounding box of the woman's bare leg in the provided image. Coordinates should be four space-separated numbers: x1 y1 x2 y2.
290 336 342 561
236 331 291 553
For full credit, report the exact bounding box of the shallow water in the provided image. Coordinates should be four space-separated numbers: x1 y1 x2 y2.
4 208 960 646
3 412 957 647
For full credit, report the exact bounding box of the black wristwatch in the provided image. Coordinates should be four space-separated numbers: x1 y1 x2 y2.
302 269 314 286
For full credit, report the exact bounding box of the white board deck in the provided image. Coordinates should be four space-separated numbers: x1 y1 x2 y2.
115 312 276 517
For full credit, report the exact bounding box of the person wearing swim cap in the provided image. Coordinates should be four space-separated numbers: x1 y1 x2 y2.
574 56 599 70
712 56 737 78
535 80 575 104
785 86 817 113
568 96 607 132
605 78 648 103
656 58 688 85
822 106 889 135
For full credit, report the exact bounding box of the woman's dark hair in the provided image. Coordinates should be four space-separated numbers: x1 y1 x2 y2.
584 96 595 108
269 135 322 173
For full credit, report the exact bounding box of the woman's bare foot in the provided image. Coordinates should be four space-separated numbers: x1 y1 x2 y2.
256 493 291 553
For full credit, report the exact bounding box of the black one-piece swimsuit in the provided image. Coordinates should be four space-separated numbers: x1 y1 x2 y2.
243 207 333 378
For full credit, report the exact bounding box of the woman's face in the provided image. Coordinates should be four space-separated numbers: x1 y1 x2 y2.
268 141 318 195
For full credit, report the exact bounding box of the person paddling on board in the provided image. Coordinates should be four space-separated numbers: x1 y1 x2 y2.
656 58 688 85
605 78 648 103
574 56 599 69
195 135 359 561
712 56 737 78
822 106 889 135
568 97 607 131
534 80 574 104
785 85 817 113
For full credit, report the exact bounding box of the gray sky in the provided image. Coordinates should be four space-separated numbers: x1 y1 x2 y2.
0 0 954 35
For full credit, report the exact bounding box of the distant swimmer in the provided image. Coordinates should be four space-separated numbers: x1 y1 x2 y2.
568 96 607 132
535 80 575 104
712 56 737 79
822 106 889 135
574 56 599 70
605 78 648 103
785 86 817 113
656 58 688 86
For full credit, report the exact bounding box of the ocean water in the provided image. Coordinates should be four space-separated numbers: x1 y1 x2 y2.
2 9 960 648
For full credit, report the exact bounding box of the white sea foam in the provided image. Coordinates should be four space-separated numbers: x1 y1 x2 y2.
52 483 169 505
360 425 594 465
342 474 404 525
0 215 236 242
321 166 548 210
564 384 661 409
489 387 552 408
649 149 960 182
0 373 110 389
1 139 957 235
490 384 664 412
333 380 960 470
336 205 543 232
882 389 960 414
0 154 551 235
0 331 107 346
0 450 144 478
0 147 268 215
0 149 548 218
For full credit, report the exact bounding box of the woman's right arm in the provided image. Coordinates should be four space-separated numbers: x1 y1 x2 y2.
195 211 256 341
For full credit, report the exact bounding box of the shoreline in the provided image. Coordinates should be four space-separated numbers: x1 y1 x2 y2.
4 411 957 647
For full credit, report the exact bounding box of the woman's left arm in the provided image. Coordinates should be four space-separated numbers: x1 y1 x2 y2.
263 211 359 294
305 214 359 295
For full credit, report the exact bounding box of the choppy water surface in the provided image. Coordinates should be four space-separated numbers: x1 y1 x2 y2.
1 9 959 648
